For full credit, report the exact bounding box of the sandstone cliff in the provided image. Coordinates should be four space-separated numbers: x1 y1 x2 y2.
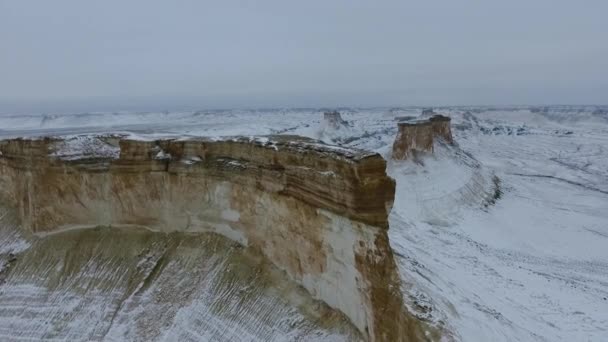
0 135 430 341
392 115 453 160
323 111 348 129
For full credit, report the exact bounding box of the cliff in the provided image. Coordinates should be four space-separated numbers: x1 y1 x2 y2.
429 115 454 144
323 111 348 129
392 115 454 160
0 135 430 341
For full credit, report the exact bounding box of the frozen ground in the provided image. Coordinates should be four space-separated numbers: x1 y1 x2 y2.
1 106 607 341
0 209 360 342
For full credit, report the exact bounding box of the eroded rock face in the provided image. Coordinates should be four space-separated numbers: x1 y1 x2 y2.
0 135 429 341
0 221 363 341
323 111 348 129
429 115 453 144
392 121 435 160
392 115 454 160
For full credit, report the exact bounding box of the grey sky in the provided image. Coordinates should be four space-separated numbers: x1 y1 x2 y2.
1 0 606 113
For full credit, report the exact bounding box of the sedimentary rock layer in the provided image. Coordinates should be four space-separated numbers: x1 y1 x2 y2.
392 115 453 160
0 135 428 341
429 115 453 144
323 111 348 129
0 216 362 341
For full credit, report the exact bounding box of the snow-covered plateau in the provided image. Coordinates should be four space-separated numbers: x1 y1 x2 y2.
0 106 607 341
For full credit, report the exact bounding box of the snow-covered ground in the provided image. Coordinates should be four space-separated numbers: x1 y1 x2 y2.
1 106 607 341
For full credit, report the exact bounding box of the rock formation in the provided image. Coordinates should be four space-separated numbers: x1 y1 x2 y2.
429 115 454 144
0 135 431 341
392 115 454 160
323 111 348 129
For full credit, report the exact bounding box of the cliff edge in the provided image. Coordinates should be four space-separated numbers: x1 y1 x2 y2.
0 135 431 341
392 115 453 160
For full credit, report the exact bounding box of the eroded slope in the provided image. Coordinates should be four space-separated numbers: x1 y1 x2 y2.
0 135 433 341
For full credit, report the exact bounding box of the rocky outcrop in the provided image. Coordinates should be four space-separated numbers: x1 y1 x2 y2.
392 115 454 160
323 111 348 129
429 115 453 144
0 135 430 341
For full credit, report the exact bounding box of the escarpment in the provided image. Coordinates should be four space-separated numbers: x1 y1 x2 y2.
392 114 454 160
429 115 453 144
323 111 348 129
0 135 430 341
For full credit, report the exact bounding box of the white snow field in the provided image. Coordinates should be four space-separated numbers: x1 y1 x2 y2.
1 106 607 341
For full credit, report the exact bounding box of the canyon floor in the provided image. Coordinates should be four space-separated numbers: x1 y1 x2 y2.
1 106 607 341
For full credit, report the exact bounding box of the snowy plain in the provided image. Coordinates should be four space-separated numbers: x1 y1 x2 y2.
0 106 607 341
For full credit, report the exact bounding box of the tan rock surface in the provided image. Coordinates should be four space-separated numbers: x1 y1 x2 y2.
323 111 347 129
0 135 431 341
392 115 454 160
430 115 454 144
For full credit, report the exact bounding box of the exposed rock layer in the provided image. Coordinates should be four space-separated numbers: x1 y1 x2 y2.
0 218 362 341
323 111 348 129
0 135 428 341
429 115 454 144
392 115 453 160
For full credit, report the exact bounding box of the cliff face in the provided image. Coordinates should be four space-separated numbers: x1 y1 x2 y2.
0 218 363 341
429 115 453 144
392 115 454 160
323 111 348 129
0 135 427 341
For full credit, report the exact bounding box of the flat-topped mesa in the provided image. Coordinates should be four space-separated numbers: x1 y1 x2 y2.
323 110 348 129
429 114 454 144
392 115 454 160
0 135 430 342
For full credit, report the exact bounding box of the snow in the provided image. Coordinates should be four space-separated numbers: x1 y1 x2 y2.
154 149 171 160
1 105 607 341
384 109 608 342
0 225 359 341
50 135 120 161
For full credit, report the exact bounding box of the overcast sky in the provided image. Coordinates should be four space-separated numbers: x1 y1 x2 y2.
1 0 606 113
